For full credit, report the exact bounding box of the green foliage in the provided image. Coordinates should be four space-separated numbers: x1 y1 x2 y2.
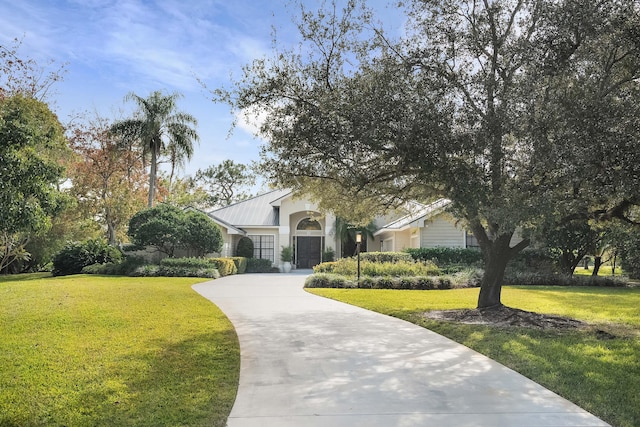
361 251 413 263
160 257 211 269
280 246 293 262
620 230 640 279
246 258 273 273
52 239 122 276
230 257 248 274
0 275 239 426
183 209 223 256
314 257 440 277
0 95 69 235
128 204 185 256
305 273 453 290
195 159 256 208
406 248 483 266
236 237 254 258
133 261 220 278
81 255 146 276
209 258 238 276
504 272 627 288
322 247 335 262
128 205 222 257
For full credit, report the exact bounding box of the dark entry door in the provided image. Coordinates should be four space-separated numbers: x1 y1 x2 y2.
297 237 322 268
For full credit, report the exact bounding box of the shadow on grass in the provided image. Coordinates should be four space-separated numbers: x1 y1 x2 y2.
0 272 52 283
70 331 239 427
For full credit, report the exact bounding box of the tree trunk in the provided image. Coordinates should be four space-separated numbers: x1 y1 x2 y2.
477 234 512 309
473 225 530 310
592 256 602 276
148 148 157 207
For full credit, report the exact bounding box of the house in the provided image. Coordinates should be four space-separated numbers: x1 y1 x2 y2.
208 190 478 270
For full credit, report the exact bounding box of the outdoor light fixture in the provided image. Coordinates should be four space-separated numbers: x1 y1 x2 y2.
355 231 362 281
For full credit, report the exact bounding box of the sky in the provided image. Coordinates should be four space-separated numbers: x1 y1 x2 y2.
0 0 403 181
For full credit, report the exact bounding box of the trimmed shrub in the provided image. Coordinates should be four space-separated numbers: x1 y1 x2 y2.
406 247 483 266
209 258 238 276
236 237 254 258
160 257 212 269
360 251 413 263
246 258 273 273
132 263 220 278
230 257 248 274
304 274 454 290
81 256 146 276
313 258 440 277
52 239 122 276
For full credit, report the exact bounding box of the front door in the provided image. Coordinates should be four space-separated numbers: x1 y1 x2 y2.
296 236 322 268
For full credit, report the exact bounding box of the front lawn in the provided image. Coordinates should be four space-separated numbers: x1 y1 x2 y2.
307 286 640 427
0 274 239 427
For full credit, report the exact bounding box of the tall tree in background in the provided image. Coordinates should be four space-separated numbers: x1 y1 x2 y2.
68 115 147 245
222 0 640 309
195 160 256 208
110 91 199 207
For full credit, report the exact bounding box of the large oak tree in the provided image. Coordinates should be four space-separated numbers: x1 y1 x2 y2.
222 0 640 309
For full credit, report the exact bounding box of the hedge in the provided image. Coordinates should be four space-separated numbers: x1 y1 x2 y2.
314 258 440 277
246 258 274 273
504 272 628 287
132 264 220 279
359 251 413 263
305 273 454 290
160 257 211 269
405 247 483 266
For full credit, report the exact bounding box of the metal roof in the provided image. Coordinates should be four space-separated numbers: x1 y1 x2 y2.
210 189 293 227
374 199 451 235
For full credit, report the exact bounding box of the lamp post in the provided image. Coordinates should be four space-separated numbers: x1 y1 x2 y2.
355 231 362 282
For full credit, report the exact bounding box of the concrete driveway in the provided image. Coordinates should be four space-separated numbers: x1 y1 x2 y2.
193 272 609 427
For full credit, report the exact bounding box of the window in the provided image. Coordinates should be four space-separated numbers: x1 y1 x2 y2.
248 235 275 263
297 218 322 231
465 231 480 248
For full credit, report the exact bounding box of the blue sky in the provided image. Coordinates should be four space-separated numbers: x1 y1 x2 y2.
0 0 402 179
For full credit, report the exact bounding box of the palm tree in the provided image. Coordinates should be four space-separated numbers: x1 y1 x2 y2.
110 90 198 207
334 217 377 256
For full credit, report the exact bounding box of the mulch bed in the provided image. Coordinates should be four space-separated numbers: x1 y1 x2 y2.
422 305 586 330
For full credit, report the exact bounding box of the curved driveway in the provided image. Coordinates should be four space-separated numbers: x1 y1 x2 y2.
193 272 609 427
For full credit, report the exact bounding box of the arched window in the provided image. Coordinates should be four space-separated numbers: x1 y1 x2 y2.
297 218 322 231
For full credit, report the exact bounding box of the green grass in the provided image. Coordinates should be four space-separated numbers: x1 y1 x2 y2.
0 274 239 427
308 286 640 427
573 265 622 276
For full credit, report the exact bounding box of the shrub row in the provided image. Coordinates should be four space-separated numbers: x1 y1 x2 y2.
305 273 454 290
405 247 483 266
359 251 413 263
132 265 221 279
314 258 440 277
81 255 253 278
504 272 628 287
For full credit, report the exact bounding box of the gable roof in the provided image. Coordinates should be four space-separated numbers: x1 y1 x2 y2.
374 199 451 235
210 189 293 227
